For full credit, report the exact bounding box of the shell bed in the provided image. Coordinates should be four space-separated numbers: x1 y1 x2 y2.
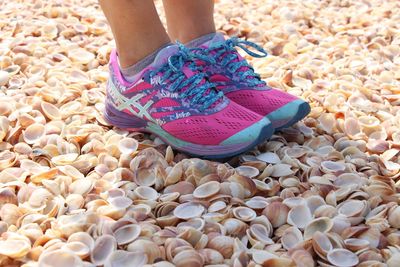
0 0 400 266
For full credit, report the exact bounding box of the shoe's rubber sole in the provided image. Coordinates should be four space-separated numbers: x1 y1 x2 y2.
104 101 274 159
266 99 311 131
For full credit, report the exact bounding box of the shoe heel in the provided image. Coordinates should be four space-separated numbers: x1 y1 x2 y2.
104 100 148 130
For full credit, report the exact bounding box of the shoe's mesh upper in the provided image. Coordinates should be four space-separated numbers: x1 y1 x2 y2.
162 101 262 145
225 88 298 116
151 98 180 108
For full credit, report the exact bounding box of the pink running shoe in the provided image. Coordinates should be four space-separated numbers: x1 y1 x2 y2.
195 33 310 130
104 44 273 159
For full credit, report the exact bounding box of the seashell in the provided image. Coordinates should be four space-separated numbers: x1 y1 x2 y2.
173 249 204 267
357 228 381 248
127 239 162 263
262 257 296 266
304 217 333 240
134 186 159 200
287 204 313 229
344 118 362 138
199 248 224 265
118 137 139 154
68 232 94 250
173 202 205 220
23 123 45 144
312 231 332 259
388 206 400 228
306 195 326 214
63 241 90 259
207 235 234 258
271 164 294 177
252 249 278 264
52 153 79 165
41 101 61 121
245 196 268 210
256 152 281 163
327 248 359 267
320 160 346 173
193 181 220 199
223 218 248 237
337 200 368 218
105 250 147 267
0 238 30 258
69 49 95 64
0 151 17 171
114 224 141 245
290 249 315 267
232 206 257 222
0 70 10 86
164 163 183 186
91 235 117 265
235 166 259 178
248 223 273 245
283 197 306 208
209 200 227 212
281 226 303 250
387 254 400 267
69 179 94 196
343 238 369 252
262 202 289 228
331 215 351 235
38 249 83 267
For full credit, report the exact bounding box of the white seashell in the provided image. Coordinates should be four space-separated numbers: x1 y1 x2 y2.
63 241 90 259
69 49 95 64
38 249 83 267
0 239 30 258
23 123 45 144
281 226 303 250
344 238 369 252
0 70 10 86
114 224 141 245
232 206 257 222
271 164 294 177
118 137 139 154
235 166 259 178
41 101 61 121
134 186 159 200
104 250 147 267
287 204 313 229
303 217 333 240
91 235 117 265
327 248 359 267
256 152 280 163
173 202 205 220
193 181 220 198
321 160 346 172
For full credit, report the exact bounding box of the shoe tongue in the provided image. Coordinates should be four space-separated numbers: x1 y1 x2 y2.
153 45 180 68
201 32 226 47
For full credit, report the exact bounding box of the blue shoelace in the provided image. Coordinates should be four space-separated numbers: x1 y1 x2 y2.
206 37 268 87
150 43 223 111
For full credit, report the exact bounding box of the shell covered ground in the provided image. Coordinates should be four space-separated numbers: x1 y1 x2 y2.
0 0 400 266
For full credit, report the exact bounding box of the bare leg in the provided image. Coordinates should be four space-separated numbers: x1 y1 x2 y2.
99 0 171 68
162 0 216 43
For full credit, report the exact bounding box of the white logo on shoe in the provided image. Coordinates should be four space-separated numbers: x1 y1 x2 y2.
150 75 163 85
159 90 179 98
175 112 191 119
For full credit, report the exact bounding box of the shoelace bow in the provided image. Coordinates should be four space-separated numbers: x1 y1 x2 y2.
150 43 223 110
207 37 268 87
